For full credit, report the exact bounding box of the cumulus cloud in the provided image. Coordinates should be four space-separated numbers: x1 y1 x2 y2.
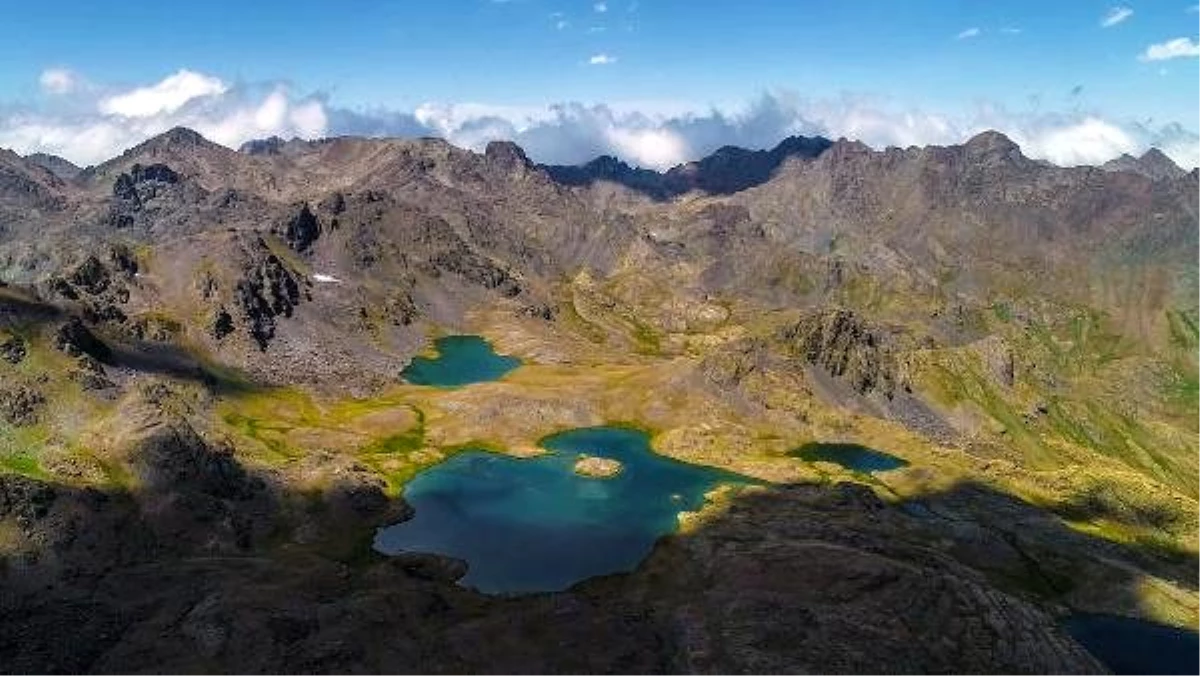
588 53 617 65
2 69 1197 172
39 68 78 95
392 92 1199 170
2 70 329 165
956 27 980 40
1139 37 1200 61
98 70 229 118
1101 7 1133 28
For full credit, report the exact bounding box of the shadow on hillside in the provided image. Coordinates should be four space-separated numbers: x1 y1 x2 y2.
105 339 262 395
1 432 1196 673
0 287 63 323
2 285 264 394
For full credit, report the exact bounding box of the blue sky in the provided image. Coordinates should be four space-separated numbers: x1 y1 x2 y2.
1 1 1197 168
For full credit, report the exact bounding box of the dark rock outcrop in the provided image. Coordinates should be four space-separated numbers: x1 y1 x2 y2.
234 239 304 350
484 140 533 172
0 384 45 426
68 256 111 295
282 203 321 253
210 307 235 339
0 334 26 364
129 163 180 186
781 308 902 398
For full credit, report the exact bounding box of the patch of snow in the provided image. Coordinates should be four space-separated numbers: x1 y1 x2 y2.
312 273 342 283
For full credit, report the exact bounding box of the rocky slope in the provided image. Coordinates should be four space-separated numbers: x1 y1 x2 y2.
1 127 1197 673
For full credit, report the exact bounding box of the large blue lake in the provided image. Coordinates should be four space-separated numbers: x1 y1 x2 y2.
374 426 747 594
401 335 520 387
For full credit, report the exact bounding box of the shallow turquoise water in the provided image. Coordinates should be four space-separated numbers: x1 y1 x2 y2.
792 442 908 473
1064 614 1199 674
401 335 521 387
373 426 747 594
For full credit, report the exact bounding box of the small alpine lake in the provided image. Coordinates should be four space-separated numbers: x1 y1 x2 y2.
401 335 521 387
1064 614 1199 675
791 441 908 473
373 426 750 594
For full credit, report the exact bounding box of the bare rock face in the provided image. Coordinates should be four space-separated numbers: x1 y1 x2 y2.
1102 148 1187 181
484 140 533 172
209 307 235 340
281 203 321 253
233 237 305 350
0 333 26 364
68 256 111 295
699 337 768 388
780 308 901 398
0 384 45 426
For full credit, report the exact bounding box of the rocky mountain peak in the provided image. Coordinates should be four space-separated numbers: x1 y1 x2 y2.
23 152 81 180
961 130 1023 161
484 140 533 171
1101 147 1186 181
1138 147 1186 179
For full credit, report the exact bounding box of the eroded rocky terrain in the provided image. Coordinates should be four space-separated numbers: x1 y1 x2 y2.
1 128 1197 672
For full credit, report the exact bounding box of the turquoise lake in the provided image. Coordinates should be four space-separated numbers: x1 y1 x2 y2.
373 426 747 594
401 335 521 387
792 442 908 473
1064 614 1199 675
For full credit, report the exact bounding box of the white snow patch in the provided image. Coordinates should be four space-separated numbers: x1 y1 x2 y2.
312 274 342 283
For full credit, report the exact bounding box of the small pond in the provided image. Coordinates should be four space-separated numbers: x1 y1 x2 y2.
1064 613 1199 675
791 441 908 473
401 335 521 387
374 426 748 594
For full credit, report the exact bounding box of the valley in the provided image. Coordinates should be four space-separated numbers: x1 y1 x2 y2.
1 128 1197 672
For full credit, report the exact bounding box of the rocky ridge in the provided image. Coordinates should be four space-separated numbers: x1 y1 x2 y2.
0 127 1196 673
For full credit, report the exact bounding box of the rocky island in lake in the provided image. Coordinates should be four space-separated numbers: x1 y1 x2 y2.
573 454 624 478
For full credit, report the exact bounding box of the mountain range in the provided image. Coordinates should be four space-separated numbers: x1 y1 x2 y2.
0 127 1196 673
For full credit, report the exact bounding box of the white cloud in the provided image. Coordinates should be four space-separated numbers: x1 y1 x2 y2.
556 19 569 29
594 2 607 12
2 71 1197 172
1016 117 1137 165
1101 7 1133 28
606 126 687 168
588 53 617 65
1000 27 1022 35
956 27 980 40
399 92 1200 170
98 69 228 118
1139 37 1200 61
39 68 78 95
1 70 329 165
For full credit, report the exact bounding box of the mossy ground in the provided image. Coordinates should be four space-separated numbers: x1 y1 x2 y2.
4 269 1196 630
